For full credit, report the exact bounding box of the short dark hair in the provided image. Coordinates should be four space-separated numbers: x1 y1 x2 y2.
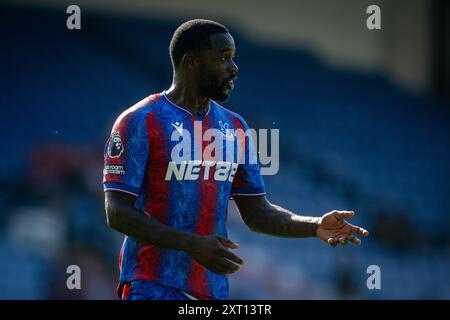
169 19 229 68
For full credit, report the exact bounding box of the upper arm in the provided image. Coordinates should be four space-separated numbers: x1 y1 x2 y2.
230 118 265 196
103 109 149 196
105 190 137 211
233 194 271 228
104 190 137 228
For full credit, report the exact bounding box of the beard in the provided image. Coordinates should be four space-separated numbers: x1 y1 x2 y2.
210 88 229 102
198 67 229 102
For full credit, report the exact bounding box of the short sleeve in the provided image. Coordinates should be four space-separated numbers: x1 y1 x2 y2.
103 110 149 196
230 118 265 196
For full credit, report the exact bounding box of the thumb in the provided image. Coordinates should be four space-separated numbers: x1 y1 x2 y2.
217 236 239 249
333 210 355 220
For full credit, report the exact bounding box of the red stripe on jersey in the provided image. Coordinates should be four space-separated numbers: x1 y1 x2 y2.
145 110 170 222
135 244 160 280
187 115 218 298
147 93 160 104
134 109 168 280
121 282 132 300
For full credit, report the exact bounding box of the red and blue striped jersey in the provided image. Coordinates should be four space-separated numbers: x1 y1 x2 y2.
103 92 265 300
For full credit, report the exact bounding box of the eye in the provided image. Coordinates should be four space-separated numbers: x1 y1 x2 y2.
220 54 235 63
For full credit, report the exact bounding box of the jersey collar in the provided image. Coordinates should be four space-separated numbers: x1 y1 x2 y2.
162 91 211 120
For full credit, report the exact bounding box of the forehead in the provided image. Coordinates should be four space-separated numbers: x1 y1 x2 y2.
208 33 235 53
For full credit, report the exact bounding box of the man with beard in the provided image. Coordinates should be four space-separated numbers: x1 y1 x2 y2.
103 19 369 300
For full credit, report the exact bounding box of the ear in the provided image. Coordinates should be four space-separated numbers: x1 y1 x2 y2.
181 53 196 69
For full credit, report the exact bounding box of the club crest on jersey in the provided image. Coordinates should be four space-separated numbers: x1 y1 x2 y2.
218 120 229 134
108 131 123 158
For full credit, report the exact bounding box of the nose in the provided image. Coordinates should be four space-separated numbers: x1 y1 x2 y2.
230 59 238 75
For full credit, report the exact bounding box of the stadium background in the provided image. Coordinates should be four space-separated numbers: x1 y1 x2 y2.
1 0 449 299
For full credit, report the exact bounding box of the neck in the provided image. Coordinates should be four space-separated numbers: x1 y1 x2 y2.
164 80 210 115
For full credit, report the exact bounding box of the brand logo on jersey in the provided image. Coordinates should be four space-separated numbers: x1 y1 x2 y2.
171 121 183 135
219 121 234 141
165 160 238 182
108 131 123 158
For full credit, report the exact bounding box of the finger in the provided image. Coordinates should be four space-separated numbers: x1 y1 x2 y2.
218 259 240 274
217 236 239 249
207 261 226 275
209 260 231 275
328 238 337 247
221 248 244 266
347 235 361 246
211 265 226 275
338 237 348 246
333 210 355 220
350 224 369 237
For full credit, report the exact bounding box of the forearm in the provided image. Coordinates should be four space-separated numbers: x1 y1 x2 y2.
106 203 198 252
246 203 320 238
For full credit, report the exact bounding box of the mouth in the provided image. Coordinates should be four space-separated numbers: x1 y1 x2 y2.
224 76 237 90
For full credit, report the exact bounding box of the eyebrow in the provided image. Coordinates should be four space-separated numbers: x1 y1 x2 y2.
219 48 235 54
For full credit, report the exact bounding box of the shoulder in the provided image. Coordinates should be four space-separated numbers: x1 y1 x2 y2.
113 93 163 129
211 100 250 130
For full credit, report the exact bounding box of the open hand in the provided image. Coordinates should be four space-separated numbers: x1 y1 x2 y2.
317 210 369 247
